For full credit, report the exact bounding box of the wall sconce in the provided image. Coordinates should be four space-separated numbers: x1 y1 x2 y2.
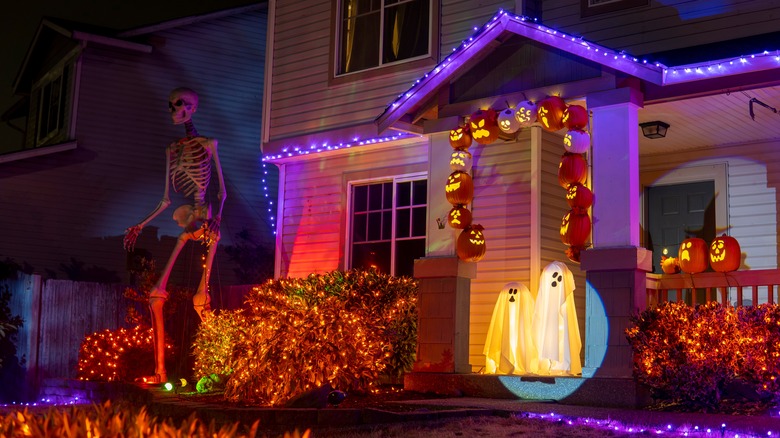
639 121 670 139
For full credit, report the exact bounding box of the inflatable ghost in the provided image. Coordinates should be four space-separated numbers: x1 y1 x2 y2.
532 261 582 375
483 282 538 374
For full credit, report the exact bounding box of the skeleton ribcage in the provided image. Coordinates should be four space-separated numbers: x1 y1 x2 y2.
170 139 212 206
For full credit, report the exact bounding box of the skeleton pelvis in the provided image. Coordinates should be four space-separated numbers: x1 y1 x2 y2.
173 204 210 234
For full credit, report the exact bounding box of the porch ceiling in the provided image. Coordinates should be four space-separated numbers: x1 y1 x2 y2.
638 84 780 155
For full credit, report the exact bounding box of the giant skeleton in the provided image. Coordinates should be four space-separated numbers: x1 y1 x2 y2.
124 88 226 384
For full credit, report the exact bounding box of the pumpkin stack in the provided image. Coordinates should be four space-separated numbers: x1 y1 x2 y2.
548 100 592 263
447 123 486 262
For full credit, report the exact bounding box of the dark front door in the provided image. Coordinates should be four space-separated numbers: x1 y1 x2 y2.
646 181 716 274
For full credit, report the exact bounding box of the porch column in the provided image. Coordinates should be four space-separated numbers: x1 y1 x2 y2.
581 87 652 378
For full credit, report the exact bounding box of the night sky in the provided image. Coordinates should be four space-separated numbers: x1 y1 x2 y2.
0 0 257 150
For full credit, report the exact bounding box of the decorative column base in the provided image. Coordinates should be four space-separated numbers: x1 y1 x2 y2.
412 256 476 374
580 247 652 378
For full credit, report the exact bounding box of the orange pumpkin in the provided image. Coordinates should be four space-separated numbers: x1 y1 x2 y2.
457 224 486 262
469 109 500 144
560 209 591 247
558 153 588 188
562 104 588 130
447 205 472 229
709 234 741 272
537 96 567 132
661 256 680 274
449 125 472 149
678 237 708 274
566 182 593 209
445 171 473 206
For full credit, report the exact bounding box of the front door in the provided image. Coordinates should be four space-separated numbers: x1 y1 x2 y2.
646 181 716 274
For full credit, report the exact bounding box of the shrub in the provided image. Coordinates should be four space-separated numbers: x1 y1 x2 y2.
76 326 175 382
193 308 248 379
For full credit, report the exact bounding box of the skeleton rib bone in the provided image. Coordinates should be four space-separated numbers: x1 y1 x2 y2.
170 139 212 204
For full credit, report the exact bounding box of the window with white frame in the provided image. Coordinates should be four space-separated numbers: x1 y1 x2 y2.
349 175 427 277
33 64 72 147
337 0 431 75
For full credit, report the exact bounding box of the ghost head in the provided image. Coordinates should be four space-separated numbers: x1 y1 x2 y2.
168 88 199 125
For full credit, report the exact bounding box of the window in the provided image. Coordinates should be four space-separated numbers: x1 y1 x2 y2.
337 0 431 75
581 0 648 17
31 63 73 147
349 175 427 277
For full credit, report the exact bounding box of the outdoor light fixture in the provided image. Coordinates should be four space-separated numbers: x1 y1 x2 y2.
639 121 670 139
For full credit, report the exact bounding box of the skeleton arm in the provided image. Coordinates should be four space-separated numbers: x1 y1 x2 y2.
123 145 174 251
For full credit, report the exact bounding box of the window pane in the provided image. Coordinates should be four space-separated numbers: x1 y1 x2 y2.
395 238 425 278
412 179 427 205
368 211 382 241
352 241 391 273
383 0 429 64
368 184 384 211
382 210 392 240
340 10 380 73
396 208 410 238
396 181 410 207
383 182 393 209
353 213 367 242
353 185 368 212
411 206 426 236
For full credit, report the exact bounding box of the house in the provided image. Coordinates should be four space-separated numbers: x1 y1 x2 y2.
263 0 780 405
0 3 275 293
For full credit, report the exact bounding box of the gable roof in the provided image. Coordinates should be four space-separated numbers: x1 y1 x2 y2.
118 2 265 37
375 9 780 134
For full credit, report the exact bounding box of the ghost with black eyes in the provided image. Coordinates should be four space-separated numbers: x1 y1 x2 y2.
483 282 538 374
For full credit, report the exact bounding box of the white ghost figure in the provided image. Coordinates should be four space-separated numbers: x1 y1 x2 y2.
483 282 538 374
533 261 582 375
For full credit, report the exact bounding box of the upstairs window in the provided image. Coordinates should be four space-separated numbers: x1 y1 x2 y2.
32 62 74 147
337 0 431 75
349 175 427 277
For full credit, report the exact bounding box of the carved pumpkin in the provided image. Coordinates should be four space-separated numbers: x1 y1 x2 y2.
566 245 585 264
448 205 472 229
457 224 486 262
498 108 521 134
709 234 741 272
449 148 473 172
678 237 708 274
537 96 567 132
562 104 588 130
560 209 591 247
514 100 537 128
566 182 593 209
563 129 590 154
445 171 473 206
469 109 500 144
449 125 472 149
661 256 681 274
558 153 588 188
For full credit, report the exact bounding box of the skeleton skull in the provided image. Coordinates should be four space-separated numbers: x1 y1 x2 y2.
169 88 199 125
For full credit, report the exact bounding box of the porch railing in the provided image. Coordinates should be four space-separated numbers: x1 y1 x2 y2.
645 269 780 308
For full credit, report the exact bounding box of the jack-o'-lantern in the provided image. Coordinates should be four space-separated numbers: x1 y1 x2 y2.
558 153 588 188
566 182 593 209
449 125 472 149
560 209 591 247
469 109 500 144
448 205 472 229
514 100 537 128
678 237 708 274
457 224 486 262
537 96 567 132
563 129 590 154
498 108 521 134
445 171 473 205
449 148 473 172
709 234 741 272
562 104 588 130
566 245 585 264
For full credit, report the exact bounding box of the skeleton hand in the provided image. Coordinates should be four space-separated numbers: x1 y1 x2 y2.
202 217 221 246
124 225 143 251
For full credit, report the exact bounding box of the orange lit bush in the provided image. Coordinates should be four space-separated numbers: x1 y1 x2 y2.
627 301 780 410
76 326 174 382
193 269 418 406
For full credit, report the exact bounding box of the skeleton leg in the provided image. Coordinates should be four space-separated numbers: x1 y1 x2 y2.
193 239 217 321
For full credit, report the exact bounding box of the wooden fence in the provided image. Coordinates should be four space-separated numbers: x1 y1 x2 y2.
646 269 780 308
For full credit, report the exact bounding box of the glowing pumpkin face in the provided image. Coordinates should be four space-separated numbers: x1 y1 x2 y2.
566 182 593 209
558 153 588 188
514 100 537 128
469 109 500 144
563 129 590 154
447 205 472 229
562 104 588 130
457 224 486 262
678 237 708 274
537 96 567 132
498 108 521 134
449 148 473 172
560 209 591 247
445 171 474 205
449 125 472 149
709 234 741 272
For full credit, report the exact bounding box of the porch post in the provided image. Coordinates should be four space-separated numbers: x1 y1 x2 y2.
581 87 652 378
